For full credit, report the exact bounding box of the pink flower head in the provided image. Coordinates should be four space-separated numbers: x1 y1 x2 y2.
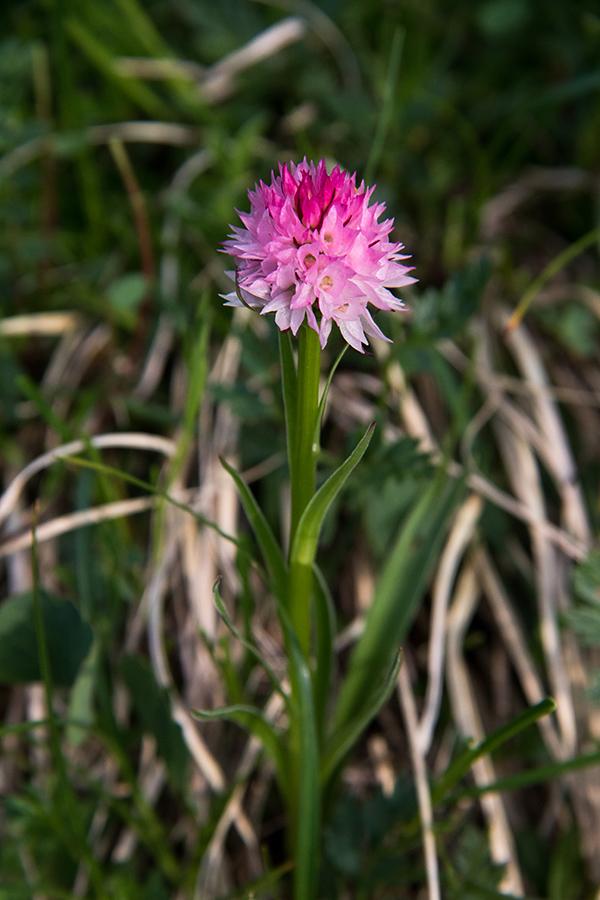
221 158 416 352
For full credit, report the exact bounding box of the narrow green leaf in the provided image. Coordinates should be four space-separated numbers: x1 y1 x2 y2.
507 224 600 333
193 704 289 800
453 746 600 801
314 343 347 450
66 18 172 119
223 861 295 899
114 0 173 57
220 457 287 600
433 698 556 803
312 564 336 741
335 473 464 730
212 581 286 700
365 25 405 183
183 298 212 443
321 651 402 788
67 640 99 746
61 454 243 549
291 422 376 568
16 373 71 441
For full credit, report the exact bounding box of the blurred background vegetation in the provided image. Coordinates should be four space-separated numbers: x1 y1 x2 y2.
1 0 600 898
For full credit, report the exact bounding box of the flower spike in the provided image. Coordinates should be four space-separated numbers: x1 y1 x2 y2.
222 158 416 352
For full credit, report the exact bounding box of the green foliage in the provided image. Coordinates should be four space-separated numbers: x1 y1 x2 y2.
106 273 148 327
335 473 465 730
572 549 600 605
352 436 435 558
120 655 189 793
0 589 92 686
547 829 586 900
410 256 492 341
322 779 419 897
446 825 507 899
568 552 600 644
2 0 599 897
568 551 600 707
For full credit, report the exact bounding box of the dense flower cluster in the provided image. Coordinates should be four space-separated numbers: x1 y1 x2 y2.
222 158 415 351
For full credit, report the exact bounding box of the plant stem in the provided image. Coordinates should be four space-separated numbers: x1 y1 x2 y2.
280 324 322 899
288 323 321 656
290 323 321 544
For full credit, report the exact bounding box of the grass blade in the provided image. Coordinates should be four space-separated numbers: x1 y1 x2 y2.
312 564 336 741
220 457 288 600
453 746 600 801
334 473 465 731
321 650 402 789
314 343 347 449
433 697 556 803
193 704 289 801
212 580 287 700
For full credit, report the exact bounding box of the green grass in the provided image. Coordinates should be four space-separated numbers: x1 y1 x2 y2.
1 0 600 898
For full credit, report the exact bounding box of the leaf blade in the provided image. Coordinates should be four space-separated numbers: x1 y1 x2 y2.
220 457 287 600
334 473 465 730
193 704 289 800
291 422 375 568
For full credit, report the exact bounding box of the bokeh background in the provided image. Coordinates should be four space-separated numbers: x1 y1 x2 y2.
1 1 600 898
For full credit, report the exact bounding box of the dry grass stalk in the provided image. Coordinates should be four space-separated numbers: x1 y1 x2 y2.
398 660 441 900
417 493 483 755
445 563 525 895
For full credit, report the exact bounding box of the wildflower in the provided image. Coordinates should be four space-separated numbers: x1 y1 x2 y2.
222 158 416 352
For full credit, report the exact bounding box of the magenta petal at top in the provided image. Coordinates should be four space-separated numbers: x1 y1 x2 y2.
221 158 416 352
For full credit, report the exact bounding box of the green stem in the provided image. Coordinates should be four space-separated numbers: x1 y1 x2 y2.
288 323 321 657
280 324 322 900
288 558 314 659
290 323 322 545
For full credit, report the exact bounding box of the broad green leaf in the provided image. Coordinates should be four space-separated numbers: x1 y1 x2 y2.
220 457 287 600
193 704 289 800
321 651 402 789
0 590 93 687
291 422 376 568
334 473 464 730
